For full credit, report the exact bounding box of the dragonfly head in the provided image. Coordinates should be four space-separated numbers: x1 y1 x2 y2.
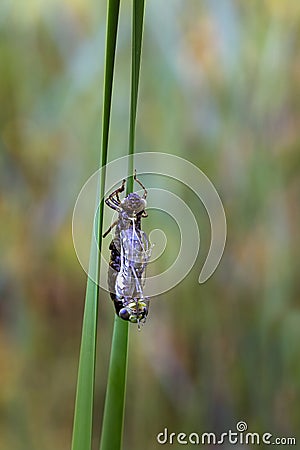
119 300 149 324
121 193 147 217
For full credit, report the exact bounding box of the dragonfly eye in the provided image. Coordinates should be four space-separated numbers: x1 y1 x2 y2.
119 308 130 321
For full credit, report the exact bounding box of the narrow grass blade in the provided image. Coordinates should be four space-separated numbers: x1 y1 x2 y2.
128 0 146 188
99 2 146 450
71 1 121 449
71 233 100 450
99 316 129 450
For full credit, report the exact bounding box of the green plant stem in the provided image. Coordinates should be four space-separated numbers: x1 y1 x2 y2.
128 0 145 192
99 2 146 450
99 316 129 450
71 1 121 449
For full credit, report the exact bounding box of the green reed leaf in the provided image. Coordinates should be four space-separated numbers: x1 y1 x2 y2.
71 1 121 449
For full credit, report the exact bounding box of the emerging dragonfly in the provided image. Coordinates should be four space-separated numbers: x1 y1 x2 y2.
103 171 152 328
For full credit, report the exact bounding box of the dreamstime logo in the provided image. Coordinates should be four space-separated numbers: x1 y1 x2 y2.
236 420 248 432
72 152 227 296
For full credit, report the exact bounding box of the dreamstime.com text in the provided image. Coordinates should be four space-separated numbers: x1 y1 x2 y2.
156 421 296 446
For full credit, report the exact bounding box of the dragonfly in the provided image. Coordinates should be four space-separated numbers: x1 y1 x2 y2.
103 171 152 327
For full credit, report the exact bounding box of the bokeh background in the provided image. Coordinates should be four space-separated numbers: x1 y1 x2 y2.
1 0 300 449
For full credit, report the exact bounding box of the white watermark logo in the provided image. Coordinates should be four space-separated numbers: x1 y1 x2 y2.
156 421 296 446
72 152 227 296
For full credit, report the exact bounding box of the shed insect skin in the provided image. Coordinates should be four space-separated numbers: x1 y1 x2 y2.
103 171 151 326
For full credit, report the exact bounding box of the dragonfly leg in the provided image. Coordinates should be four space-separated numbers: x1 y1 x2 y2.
115 178 126 202
105 197 120 211
102 219 118 238
104 179 126 211
110 179 126 204
136 214 141 229
134 170 147 199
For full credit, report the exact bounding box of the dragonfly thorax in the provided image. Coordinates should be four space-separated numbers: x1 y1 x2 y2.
121 193 146 216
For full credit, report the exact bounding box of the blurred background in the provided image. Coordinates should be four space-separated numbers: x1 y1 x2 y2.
1 0 300 449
